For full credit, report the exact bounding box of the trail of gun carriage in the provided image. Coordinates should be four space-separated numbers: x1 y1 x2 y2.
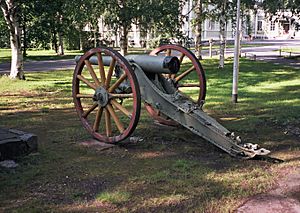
1 0 300 212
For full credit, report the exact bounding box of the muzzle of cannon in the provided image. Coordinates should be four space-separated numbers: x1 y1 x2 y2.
72 45 270 159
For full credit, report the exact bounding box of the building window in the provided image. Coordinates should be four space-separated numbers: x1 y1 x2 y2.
208 20 216 30
257 21 263 31
270 21 275 31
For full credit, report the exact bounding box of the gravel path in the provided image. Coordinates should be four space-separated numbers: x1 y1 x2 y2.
237 167 300 213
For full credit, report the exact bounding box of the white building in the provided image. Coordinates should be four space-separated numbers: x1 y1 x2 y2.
95 3 300 48
252 9 300 39
181 0 234 41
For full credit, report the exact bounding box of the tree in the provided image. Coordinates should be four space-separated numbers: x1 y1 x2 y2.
26 0 84 55
33 0 67 55
211 0 230 68
138 0 185 48
215 0 238 68
194 0 203 59
101 0 138 55
0 0 25 79
218 0 227 68
262 0 300 27
64 0 103 50
0 13 9 48
102 0 183 55
262 0 300 13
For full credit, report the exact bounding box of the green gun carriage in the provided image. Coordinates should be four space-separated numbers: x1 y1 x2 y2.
73 44 269 159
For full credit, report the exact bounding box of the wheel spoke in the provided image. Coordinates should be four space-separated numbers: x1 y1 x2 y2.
106 104 124 133
105 58 116 89
77 74 97 90
93 106 103 132
175 65 195 83
76 94 94 98
96 52 106 85
178 83 200 87
82 103 98 118
108 73 127 92
111 99 131 118
84 60 101 86
179 53 185 63
104 108 112 136
109 93 133 99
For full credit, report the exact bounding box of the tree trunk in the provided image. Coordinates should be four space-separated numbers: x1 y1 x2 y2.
194 0 202 60
79 30 83 50
22 17 27 58
10 30 24 79
120 25 128 56
58 32 64 55
52 32 58 53
219 0 227 69
1 0 25 80
146 29 151 50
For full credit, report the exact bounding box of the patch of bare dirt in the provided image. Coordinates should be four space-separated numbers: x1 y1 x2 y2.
236 167 300 213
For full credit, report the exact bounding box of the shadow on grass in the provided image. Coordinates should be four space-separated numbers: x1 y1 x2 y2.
0 106 298 212
0 58 299 212
25 55 78 61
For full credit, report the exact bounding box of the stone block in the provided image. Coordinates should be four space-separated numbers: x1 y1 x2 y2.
0 128 38 160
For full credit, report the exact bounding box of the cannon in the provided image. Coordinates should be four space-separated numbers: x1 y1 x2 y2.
73 45 270 159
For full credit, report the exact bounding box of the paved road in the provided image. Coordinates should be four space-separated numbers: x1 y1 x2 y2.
0 59 76 74
1 39 300 74
205 39 300 69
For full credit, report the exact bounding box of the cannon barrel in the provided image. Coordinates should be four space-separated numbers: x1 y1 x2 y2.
75 54 180 74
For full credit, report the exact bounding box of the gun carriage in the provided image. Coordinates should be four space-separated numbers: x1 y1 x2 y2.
73 45 269 159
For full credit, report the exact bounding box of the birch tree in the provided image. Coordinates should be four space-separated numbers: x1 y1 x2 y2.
194 0 203 59
218 0 227 68
103 0 182 55
0 0 24 79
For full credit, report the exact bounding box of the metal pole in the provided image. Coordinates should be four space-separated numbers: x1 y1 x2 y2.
209 39 213 58
232 0 241 103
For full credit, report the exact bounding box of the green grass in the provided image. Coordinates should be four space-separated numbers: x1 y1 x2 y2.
280 46 300 60
0 48 83 63
96 191 131 204
191 43 271 51
281 46 300 53
0 58 299 212
204 58 300 125
0 44 269 64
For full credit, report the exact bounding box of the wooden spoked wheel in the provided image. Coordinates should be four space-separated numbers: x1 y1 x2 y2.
145 44 206 126
73 47 141 143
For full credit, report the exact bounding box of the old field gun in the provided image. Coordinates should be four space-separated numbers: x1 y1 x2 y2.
73 45 270 159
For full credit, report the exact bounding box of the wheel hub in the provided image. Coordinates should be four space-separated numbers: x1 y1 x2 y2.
93 87 109 107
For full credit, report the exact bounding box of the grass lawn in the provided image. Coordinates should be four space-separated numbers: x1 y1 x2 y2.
0 43 269 63
0 48 155 64
281 46 300 53
0 49 84 63
0 58 299 212
280 47 300 60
